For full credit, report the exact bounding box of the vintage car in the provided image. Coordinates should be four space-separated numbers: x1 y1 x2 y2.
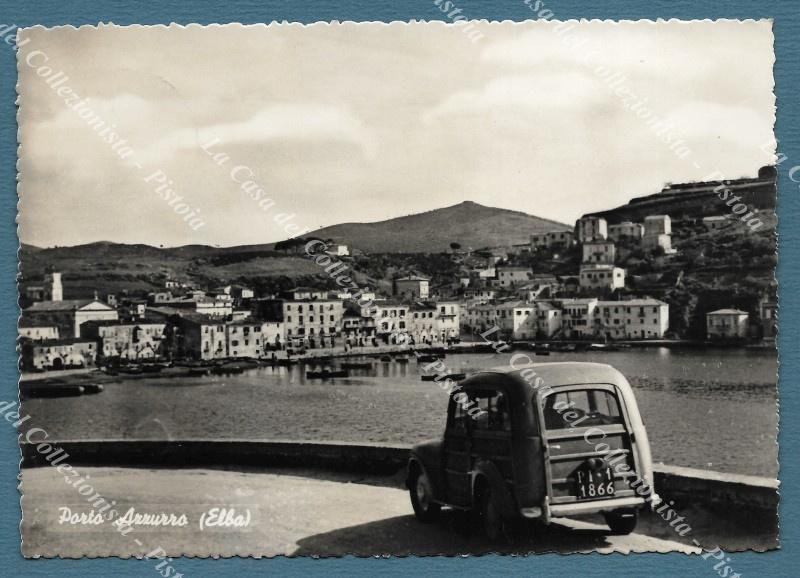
406 362 658 540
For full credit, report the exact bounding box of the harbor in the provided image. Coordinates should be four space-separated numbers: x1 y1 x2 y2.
19 346 778 478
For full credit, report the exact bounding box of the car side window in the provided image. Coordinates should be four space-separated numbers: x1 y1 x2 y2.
471 389 511 432
450 400 468 433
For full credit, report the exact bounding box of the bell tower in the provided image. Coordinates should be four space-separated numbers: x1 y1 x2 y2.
45 271 63 302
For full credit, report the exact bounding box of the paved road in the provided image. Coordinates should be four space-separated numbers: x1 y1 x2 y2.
21 466 700 558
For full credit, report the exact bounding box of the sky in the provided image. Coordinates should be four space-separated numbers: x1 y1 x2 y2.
17 20 776 248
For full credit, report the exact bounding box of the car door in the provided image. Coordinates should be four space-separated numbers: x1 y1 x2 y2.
443 393 472 506
469 388 514 490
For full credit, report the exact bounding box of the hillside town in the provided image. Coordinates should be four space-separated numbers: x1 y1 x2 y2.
18 201 777 373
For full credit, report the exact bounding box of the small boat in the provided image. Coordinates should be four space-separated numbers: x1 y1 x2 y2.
589 343 620 352
140 365 163 374
552 343 577 352
19 383 85 400
380 355 393 362
118 365 143 375
341 361 372 370
416 354 443 363
306 369 349 379
422 372 465 382
212 365 245 375
82 383 104 395
395 357 409 364
188 367 212 377
275 358 298 366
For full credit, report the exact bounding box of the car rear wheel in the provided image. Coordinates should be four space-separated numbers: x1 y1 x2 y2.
410 469 440 522
604 511 638 535
479 486 504 542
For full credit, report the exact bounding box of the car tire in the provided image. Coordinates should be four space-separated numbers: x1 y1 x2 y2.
604 511 638 535
480 486 504 542
410 469 440 522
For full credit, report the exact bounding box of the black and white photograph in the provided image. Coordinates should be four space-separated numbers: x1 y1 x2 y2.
14 20 778 559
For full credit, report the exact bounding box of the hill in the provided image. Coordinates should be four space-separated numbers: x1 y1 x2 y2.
300 201 569 253
584 166 776 224
20 201 565 298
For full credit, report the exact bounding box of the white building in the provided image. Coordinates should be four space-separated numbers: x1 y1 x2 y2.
702 216 729 231
226 319 274 358
326 243 350 257
394 276 430 300
530 230 575 249
410 302 437 344
608 222 644 241
435 301 461 342
706 309 749 340
579 264 626 291
24 298 119 338
643 215 673 252
556 298 599 338
582 241 616 265
282 299 344 348
495 267 531 289
471 267 496 279
462 303 498 334
373 301 410 344
535 302 562 338
81 320 166 360
44 272 63 302
576 216 608 243
495 301 537 340
18 319 59 341
21 338 97 371
555 297 668 339
287 287 330 300
195 299 234 318
592 299 669 339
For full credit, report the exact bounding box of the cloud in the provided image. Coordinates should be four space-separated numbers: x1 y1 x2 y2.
423 72 602 123
137 103 377 164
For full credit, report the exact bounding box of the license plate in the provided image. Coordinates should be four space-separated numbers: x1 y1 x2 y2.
575 464 615 500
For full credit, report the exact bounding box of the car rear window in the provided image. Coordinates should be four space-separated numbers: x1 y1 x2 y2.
543 388 623 430
471 389 511 432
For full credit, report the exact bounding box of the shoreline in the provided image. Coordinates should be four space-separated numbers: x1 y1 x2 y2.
19 339 775 385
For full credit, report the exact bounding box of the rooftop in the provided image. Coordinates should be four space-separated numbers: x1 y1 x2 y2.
81 319 165 328
18 317 58 328
596 299 668 307
708 308 749 315
147 306 228 324
25 299 101 312
33 337 96 347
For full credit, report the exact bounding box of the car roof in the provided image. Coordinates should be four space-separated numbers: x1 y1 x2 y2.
470 361 630 390
458 362 642 424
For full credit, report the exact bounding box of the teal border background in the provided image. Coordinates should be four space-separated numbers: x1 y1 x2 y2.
1 1 796 575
